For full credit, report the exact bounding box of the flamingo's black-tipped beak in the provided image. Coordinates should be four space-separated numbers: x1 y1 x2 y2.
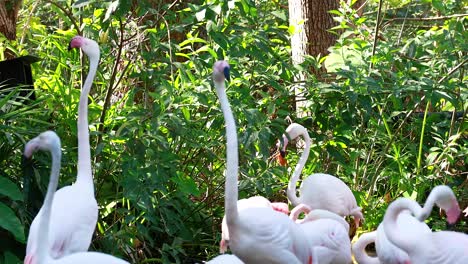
280 150 286 158
224 66 230 81
68 42 73 51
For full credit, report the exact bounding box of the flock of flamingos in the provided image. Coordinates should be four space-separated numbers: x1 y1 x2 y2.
21 35 467 264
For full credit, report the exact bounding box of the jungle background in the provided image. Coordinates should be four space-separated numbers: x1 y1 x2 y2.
0 0 467 263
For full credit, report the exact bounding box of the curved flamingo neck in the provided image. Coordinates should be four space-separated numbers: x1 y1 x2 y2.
287 128 311 206
383 198 422 254
36 147 61 263
417 185 459 223
76 51 99 194
215 80 239 225
353 232 380 264
304 209 350 232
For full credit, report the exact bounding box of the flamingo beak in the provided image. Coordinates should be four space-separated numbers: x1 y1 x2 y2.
223 66 230 81
445 200 461 224
279 150 286 158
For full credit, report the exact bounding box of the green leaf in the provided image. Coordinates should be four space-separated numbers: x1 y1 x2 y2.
271 11 286 21
3 251 23 264
0 202 25 243
170 173 200 197
431 0 445 12
0 177 22 201
72 0 92 8
3 251 21 264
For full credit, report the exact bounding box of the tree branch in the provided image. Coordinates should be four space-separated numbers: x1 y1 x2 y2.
44 0 81 35
383 13 468 27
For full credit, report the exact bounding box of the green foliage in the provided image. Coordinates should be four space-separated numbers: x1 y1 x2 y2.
0 0 466 263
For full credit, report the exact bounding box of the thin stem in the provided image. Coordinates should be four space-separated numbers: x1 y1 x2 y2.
416 100 431 175
369 0 384 71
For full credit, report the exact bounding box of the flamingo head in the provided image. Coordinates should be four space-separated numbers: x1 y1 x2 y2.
278 123 308 157
68 35 100 58
24 131 61 158
431 185 461 224
444 199 461 224
277 135 289 158
213 60 230 83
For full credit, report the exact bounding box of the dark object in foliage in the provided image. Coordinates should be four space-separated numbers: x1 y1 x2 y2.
0 55 40 100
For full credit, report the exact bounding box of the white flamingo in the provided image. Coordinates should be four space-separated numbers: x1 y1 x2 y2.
291 205 352 264
417 185 461 223
353 185 460 264
206 254 244 264
219 196 289 253
279 123 363 226
23 131 128 264
25 36 99 263
213 61 309 263
353 211 431 264
382 197 468 263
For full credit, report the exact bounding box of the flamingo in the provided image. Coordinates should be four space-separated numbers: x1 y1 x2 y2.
290 205 352 264
279 123 363 226
206 254 244 264
352 231 379 264
382 197 468 263
417 185 461 223
23 131 129 264
353 211 431 264
24 36 99 263
219 196 289 253
464 207 468 217
353 185 460 264
213 61 309 263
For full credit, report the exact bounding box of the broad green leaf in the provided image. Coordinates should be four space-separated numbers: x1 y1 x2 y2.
0 202 25 243
3 251 21 264
271 11 286 21
170 174 200 197
0 177 22 201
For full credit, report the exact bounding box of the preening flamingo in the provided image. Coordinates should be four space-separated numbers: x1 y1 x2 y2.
23 131 129 264
290 205 351 264
383 197 468 264
206 254 244 263
353 185 459 264
352 231 379 264
213 61 309 263
417 185 461 223
25 35 99 263
279 123 363 226
353 211 431 264
219 196 289 253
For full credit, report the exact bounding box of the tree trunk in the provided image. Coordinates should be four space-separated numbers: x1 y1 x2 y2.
288 0 366 116
289 0 339 116
0 0 22 40
0 0 22 59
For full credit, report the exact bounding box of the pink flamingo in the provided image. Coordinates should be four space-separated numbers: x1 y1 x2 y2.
25 36 99 264
353 185 461 264
206 254 244 263
382 196 468 263
219 196 288 253
213 61 309 263
291 205 352 264
279 123 363 226
23 131 128 264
